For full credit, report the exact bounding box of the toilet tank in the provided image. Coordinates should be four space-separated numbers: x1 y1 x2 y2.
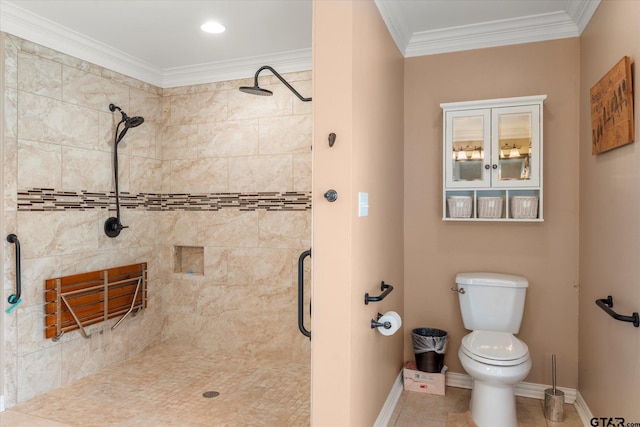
455 272 528 333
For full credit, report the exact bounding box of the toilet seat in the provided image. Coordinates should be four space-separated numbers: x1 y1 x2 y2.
461 331 529 366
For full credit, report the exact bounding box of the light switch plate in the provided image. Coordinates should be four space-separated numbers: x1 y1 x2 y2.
358 192 369 217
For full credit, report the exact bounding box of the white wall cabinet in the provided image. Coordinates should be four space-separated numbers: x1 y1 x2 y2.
441 95 546 221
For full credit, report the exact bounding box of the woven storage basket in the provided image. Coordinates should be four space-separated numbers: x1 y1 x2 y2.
447 196 472 218
478 196 503 218
510 196 539 219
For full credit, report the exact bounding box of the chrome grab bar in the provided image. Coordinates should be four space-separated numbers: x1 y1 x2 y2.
297 249 311 339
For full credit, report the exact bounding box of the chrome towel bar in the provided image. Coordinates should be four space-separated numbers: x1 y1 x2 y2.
595 296 639 328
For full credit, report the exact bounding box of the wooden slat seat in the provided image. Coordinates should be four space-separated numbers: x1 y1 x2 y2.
44 263 147 340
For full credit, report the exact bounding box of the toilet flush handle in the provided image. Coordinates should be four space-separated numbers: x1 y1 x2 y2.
451 287 465 294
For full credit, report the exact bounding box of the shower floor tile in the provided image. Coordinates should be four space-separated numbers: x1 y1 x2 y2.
2 343 310 427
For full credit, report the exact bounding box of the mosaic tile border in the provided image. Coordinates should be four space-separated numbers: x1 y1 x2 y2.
17 188 312 212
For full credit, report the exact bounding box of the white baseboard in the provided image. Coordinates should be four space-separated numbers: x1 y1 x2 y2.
574 391 593 426
373 371 403 427
445 371 473 389
445 371 577 404
377 369 591 426
515 379 577 404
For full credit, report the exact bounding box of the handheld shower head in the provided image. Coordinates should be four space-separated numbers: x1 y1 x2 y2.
109 104 145 144
126 116 145 128
109 104 144 124
106 103 145 237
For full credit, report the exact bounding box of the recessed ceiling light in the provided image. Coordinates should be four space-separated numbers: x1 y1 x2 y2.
201 22 226 34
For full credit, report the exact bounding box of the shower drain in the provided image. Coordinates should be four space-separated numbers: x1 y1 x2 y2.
203 391 220 398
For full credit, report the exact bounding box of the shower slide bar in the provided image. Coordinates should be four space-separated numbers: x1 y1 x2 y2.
595 296 639 327
6 234 21 306
44 263 147 340
364 281 394 305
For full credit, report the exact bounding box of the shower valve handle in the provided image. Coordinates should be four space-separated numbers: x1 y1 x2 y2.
104 217 128 238
324 189 338 202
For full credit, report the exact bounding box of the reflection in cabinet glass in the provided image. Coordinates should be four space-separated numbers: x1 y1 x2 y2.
442 95 546 221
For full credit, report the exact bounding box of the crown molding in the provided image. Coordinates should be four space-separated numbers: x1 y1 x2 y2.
376 0 600 58
2 0 599 85
162 49 312 88
0 0 312 88
373 0 411 56
405 11 579 57
0 0 164 86
566 0 601 34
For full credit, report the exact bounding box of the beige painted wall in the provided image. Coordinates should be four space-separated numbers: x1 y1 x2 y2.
404 38 581 387
579 0 640 418
312 1 404 425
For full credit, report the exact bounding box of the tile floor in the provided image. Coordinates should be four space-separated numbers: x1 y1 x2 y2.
0 344 585 427
389 386 585 427
1 343 310 427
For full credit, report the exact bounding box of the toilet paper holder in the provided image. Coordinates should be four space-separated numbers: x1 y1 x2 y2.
371 312 391 330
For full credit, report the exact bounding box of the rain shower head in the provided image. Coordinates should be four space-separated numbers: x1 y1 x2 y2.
239 85 273 97
239 65 311 102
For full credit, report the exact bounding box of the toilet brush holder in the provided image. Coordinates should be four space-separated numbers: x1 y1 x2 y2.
544 354 564 422
544 388 564 421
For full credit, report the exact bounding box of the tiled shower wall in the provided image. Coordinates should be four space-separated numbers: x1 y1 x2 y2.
1 33 165 407
158 65 312 362
1 33 312 408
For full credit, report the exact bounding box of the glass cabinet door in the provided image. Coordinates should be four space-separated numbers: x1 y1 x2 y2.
491 105 540 188
445 109 491 188
442 95 545 221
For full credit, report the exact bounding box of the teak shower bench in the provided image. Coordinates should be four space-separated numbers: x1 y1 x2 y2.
44 263 147 340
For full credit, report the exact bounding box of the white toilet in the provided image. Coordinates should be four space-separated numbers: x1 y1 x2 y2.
454 272 531 427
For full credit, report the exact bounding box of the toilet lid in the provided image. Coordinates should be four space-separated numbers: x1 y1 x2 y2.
461 331 529 366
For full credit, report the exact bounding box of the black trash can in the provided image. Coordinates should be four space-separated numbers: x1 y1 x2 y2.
412 328 448 373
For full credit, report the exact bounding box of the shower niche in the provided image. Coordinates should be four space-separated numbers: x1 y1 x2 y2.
174 246 204 275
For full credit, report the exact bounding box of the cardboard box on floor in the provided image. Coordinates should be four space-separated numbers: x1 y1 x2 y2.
403 361 445 395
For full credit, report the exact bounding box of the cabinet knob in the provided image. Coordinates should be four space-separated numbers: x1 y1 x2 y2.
484 164 490 170
492 164 498 169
